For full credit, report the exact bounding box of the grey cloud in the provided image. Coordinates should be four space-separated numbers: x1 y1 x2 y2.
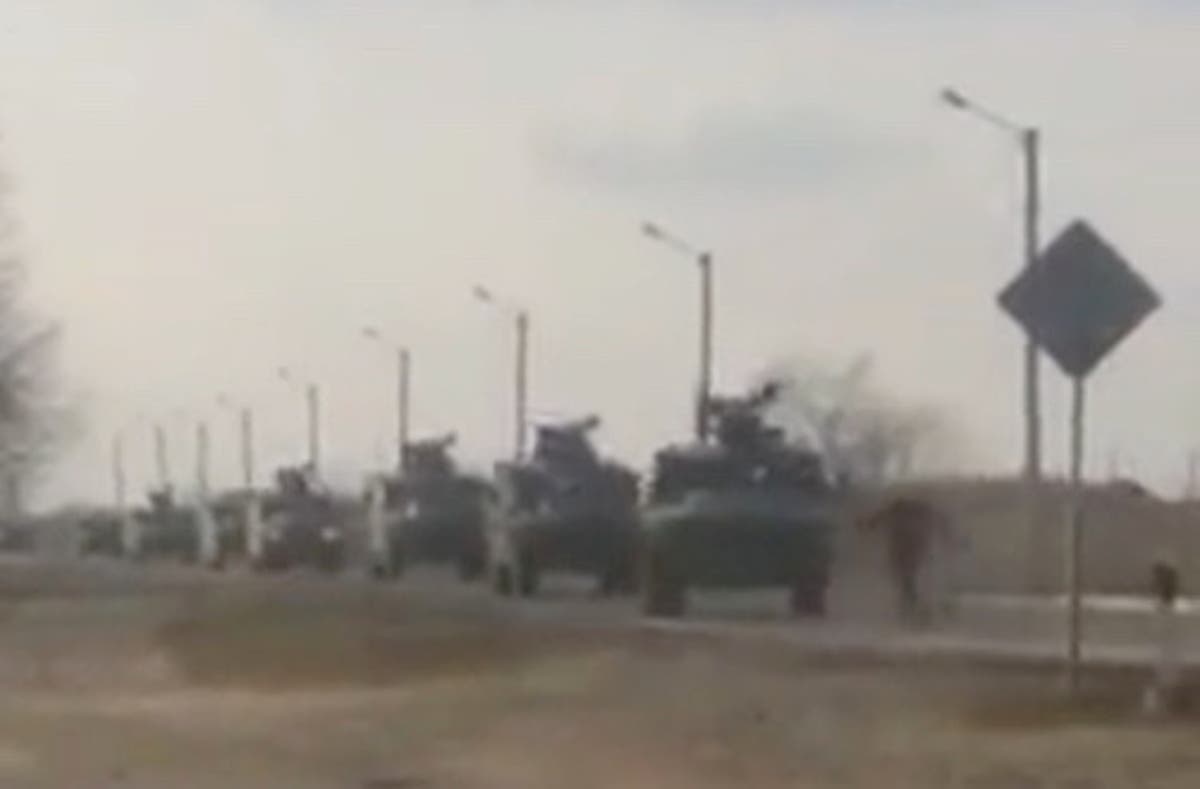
535 107 932 195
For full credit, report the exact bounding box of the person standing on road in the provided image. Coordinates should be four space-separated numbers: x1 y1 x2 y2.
860 494 955 625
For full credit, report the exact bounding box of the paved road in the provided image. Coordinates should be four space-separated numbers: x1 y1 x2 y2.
4 552 1197 675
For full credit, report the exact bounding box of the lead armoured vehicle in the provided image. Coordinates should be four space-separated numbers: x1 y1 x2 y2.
639 382 834 618
486 416 639 597
368 434 490 580
255 466 345 573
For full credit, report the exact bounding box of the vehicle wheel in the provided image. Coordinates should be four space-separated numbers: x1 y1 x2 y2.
642 552 685 618
516 554 539 597
493 563 515 597
790 579 826 618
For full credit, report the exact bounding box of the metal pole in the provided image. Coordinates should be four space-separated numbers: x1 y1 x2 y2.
398 348 411 472
240 407 254 489
196 420 210 495
112 433 126 509
515 310 529 460
1023 129 1042 483
306 384 320 474
698 252 713 442
153 423 170 489
1184 449 1198 500
1066 376 1086 694
1022 127 1045 591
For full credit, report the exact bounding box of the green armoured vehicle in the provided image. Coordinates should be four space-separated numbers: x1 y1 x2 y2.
639 382 834 618
255 466 346 573
367 433 490 580
486 416 639 597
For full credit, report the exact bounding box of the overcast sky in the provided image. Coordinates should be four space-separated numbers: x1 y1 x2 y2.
1 0 1198 506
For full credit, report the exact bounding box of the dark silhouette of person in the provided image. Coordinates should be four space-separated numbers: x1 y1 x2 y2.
861 494 951 624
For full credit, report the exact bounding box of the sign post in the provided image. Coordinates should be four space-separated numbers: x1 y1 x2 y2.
998 219 1160 693
1066 378 1085 690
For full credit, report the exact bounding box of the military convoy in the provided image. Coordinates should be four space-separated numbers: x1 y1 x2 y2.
73 378 838 619
638 382 834 618
485 416 639 597
367 433 490 580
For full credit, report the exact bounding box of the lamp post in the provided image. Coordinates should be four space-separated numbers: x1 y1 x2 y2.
473 286 529 460
940 87 1042 489
641 221 714 442
195 419 210 495
217 394 255 490
361 327 411 473
941 86 1045 595
277 367 320 474
111 431 127 511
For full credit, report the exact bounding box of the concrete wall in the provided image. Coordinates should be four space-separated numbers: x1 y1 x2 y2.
848 478 1198 596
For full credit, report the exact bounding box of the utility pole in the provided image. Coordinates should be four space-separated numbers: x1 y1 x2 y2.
398 347 411 471
942 87 1044 590
1022 128 1043 487
112 432 127 510
306 383 320 474
277 368 320 476
1186 450 1199 500
515 310 529 460
642 222 716 443
472 287 531 462
362 328 413 473
698 251 713 442
195 420 210 495
153 422 170 489
240 406 254 489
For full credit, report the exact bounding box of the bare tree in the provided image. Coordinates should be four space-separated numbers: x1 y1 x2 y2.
755 354 958 487
0 174 74 513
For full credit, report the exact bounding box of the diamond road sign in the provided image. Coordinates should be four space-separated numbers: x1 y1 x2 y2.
998 219 1161 379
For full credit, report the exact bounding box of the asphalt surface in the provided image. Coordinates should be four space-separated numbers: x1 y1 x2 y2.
8 549 1194 674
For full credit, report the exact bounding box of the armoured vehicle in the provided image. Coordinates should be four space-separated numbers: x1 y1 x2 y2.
208 489 255 564
639 382 834 618
135 487 202 563
78 510 125 557
367 434 490 580
0 518 34 553
486 416 639 597
255 466 345 572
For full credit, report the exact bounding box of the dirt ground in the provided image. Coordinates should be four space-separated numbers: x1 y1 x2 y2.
0 560 1197 788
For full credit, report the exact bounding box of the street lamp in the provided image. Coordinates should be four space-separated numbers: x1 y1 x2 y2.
152 417 171 491
473 285 529 461
641 220 714 443
217 393 255 490
941 86 1042 487
111 412 151 510
111 431 127 511
194 418 211 496
942 88 1050 619
361 326 412 473
277 367 321 474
